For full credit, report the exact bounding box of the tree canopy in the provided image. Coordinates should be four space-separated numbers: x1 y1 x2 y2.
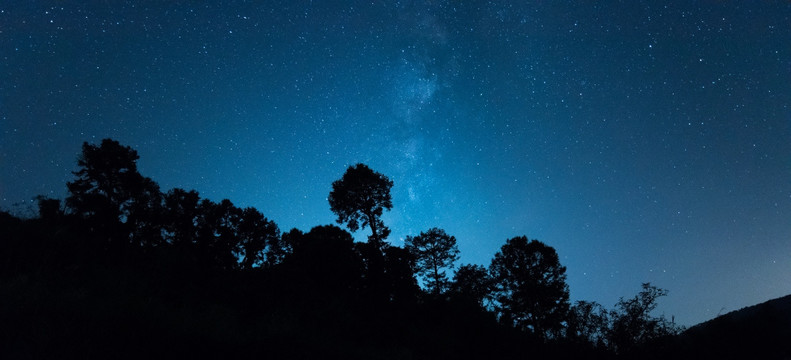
66 138 163 245
489 236 570 340
449 264 494 308
328 163 393 248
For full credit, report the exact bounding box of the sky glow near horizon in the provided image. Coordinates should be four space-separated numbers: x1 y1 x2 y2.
1 1 790 326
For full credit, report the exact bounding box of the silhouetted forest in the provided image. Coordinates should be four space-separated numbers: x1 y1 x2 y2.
10 138 779 359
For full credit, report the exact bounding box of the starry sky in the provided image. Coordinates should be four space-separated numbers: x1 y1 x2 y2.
2 1 790 326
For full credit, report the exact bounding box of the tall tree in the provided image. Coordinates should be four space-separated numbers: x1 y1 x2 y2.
405 227 460 296
489 236 570 340
66 138 163 245
328 163 393 248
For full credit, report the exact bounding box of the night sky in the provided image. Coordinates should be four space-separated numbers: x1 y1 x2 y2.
2 1 790 326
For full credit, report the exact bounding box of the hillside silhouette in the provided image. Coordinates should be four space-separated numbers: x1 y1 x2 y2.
1 138 785 359
658 295 791 359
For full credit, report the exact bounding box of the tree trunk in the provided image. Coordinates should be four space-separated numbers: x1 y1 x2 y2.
366 211 381 247
433 261 440 295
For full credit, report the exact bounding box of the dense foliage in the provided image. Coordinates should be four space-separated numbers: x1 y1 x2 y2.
489 236 570 340
328 163 393 248
0 139 690 359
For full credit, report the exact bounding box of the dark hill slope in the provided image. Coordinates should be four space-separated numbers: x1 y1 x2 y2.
670 294 791 359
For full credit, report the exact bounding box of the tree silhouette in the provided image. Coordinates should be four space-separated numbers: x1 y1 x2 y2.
328 163 393 248
276 228 303 264
449 264 493 308
236 207 279 269
489 236 570 340
382 245 419 303
2 136 707 359
195 198 243 269
36 196 63 223
163 188 202 248
284 225 363 291
608 283 682 354
405 227 459 296
66 138 163 245
567 300 610 349
125 176 164 245
66 139 141 219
